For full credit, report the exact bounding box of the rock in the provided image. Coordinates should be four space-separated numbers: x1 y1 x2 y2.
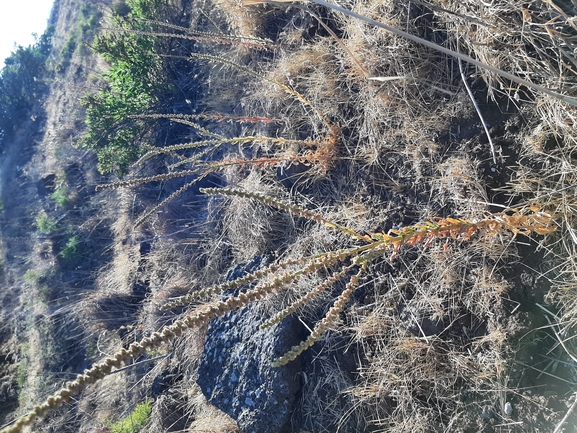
197 257 304 433
504 401 513 416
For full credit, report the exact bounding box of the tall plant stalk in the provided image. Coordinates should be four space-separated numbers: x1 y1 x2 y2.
0 187 556 433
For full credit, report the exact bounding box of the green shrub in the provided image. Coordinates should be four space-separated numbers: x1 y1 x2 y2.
16 361 28 387
50 186 71 207
59 4 102 68
22 270 40 285
60 32 78 60
35 212 57 233
0 27 53 144
110 399 152 433
80 0 168 174
37 284 52 302
60 235 81 259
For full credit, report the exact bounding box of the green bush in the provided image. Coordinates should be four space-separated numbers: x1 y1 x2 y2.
37 284 52 302
35 213 58 233
50 186 71 207
110 399 152 433
0 28 53 145
22 270 40 285
16 360 28 387
59 4 102 69
60 235 81 259
80 0 168 174
60 32 79 60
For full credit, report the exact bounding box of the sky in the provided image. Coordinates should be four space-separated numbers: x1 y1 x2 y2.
0 0 55 66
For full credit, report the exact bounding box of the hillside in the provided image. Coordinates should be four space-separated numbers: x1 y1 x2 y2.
1 0 577 432
0 0 112 426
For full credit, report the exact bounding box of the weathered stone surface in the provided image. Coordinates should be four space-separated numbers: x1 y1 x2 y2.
197 257 304 433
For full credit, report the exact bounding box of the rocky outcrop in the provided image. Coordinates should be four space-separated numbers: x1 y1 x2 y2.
197 257 304 433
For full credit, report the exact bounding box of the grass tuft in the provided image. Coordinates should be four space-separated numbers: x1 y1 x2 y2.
110 399 152 433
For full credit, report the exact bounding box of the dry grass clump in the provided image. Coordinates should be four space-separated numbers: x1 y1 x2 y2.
264 42 342 119
296 354 364 432
83 206 142 333
285 1 464 180
184 385 241 433
209 0 263 38
434 155 489 218
220 173 295 261
507 100 577 375
347 240 517 431
239 43 340 177
139 238 216 332
94 245 140 296
430 0 577 101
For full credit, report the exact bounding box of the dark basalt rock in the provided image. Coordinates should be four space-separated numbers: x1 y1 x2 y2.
197 257 304 433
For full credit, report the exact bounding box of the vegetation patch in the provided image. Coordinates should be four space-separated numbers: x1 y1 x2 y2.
3 0 577 432
50 186 71 207
109 399 152 433
15 361 28 389
60 235 81 259
59 3 102 68
0 28 53 149
35 212 58 234
22 270 40 286
80 0 176 174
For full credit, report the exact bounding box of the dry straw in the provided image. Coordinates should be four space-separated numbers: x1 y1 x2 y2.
244 0 577 106
6 2 576 432
0 186 557 433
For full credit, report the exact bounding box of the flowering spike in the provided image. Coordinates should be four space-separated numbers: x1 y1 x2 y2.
3 200 557 432
272 264 366 367
201 187 370 241
261 262 357 329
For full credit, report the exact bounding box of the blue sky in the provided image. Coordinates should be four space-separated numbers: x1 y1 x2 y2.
0 0 55 66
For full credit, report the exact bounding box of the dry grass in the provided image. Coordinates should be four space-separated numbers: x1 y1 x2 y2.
94 0 577 427
346 238 517 430
210 0 263 38
220 172 295 261
184 385 241 433
5 0 577 432
224 0 577 430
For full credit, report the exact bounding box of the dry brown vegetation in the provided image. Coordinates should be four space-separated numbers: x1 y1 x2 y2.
2 0 577 432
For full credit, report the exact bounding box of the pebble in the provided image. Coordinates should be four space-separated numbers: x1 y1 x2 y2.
504 402 513 416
